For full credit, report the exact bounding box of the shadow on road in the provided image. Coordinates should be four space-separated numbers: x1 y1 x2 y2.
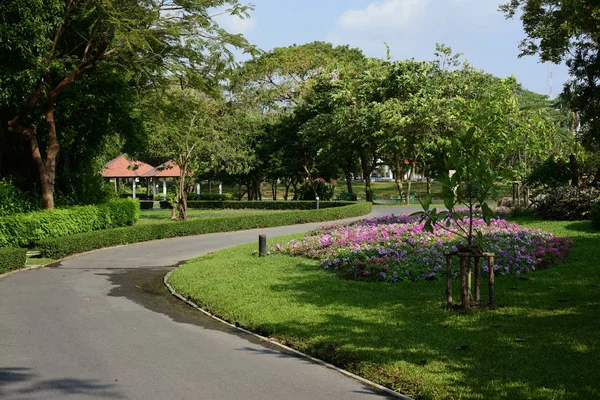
0 367 124 398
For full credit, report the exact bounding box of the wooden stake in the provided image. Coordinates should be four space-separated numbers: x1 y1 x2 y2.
474 256 481 302
446 255 453 309
460 256 467 310
489 256 495 309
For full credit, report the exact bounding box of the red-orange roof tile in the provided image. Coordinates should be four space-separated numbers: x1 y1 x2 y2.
101 154 155 178
142 160 181 178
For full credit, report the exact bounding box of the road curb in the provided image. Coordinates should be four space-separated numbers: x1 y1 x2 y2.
163 269 415 400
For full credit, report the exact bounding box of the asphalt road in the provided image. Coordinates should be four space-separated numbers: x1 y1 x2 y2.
0 206 419 400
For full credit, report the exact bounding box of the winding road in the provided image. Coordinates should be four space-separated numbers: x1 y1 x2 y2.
0 207 417 400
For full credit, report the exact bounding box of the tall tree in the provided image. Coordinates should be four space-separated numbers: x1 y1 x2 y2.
500 0 600 148
0 0 254 208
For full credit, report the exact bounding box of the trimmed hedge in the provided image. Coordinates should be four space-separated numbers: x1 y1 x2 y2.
37 202 372 259
160 200 357 210
0 247 27 274
140 201 155 210
0 199 140 248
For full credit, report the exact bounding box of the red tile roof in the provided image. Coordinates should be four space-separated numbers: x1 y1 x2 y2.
142 160 181 178
101 154 154 178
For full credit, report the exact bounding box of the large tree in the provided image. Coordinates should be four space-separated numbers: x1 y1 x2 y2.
500 0 600 148
0 0 254 208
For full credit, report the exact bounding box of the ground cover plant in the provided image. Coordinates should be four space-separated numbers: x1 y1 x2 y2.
168 217 599 399
276 212 571 283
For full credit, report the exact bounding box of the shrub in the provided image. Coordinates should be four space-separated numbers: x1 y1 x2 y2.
526 156 572 191
0 180 37 216
336 192 358 201
139 201 155 210
0 247 27 274
0 198 140 247
591 199 600 230
534 186 600 221
36 202 372 259
296 179 336 201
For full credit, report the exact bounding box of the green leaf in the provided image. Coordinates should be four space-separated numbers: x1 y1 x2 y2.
420 194 432 212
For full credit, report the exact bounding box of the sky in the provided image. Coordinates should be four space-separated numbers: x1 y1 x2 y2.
217 0 569 97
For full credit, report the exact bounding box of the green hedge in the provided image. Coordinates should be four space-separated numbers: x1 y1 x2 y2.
140 201 155 210
0 247 27 274
37 202 372 259
160 200 357 210
0 199 140 248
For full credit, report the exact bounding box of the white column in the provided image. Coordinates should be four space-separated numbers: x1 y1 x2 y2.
389 168 393 180
219 182 222 195
196 183 200 195
132 179 137 198
208 181 212 194
162 180 167 197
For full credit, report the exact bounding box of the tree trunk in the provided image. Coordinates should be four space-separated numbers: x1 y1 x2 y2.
393 157 403 197
344 170 353 194
359 154 373 202
570 154 579 187
35 95 61 209
406 161 415 205
272 178 278 200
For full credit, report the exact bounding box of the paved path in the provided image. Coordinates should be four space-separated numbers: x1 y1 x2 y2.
0 207 419 400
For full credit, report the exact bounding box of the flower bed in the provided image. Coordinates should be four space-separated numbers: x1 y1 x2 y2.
275 213 572 282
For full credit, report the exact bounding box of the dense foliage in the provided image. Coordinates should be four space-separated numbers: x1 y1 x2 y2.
534 186 600 221
0 198 139 247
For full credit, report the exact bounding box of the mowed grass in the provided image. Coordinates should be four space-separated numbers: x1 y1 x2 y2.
168 218 600 400
138 209 288 224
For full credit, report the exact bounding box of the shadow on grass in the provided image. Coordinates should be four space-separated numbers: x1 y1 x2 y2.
0 367 124 398
259 237 600 400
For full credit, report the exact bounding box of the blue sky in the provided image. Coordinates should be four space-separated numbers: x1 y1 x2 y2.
218 0 569 97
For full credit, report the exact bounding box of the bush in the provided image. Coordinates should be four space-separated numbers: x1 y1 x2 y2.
140 201 155 210
0 198 140 247
526 157 572 191
0 180 37 216
591 199 600 230
534 186 600 221
0 247 27 274
296 180 336 201
336 192 358 201
37 202 372 259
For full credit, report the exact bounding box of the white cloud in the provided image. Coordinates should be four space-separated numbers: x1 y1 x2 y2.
218 13 257 35
337 0 429 32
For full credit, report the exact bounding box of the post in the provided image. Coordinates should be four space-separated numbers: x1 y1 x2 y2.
219 182 222 195
132 179 136 199
196 183 200 195
446 255 453 309
460 256 468 310
488 256 495 309
162 180 167 197
316 196 320 210
209 181 212 194
474 256 481 302
259 234 267 257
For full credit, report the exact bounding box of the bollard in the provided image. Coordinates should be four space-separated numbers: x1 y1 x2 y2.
316 196 320 210
259 234 267 257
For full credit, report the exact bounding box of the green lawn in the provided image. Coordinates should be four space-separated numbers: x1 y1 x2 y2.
168 217 600 400
138 209 288 225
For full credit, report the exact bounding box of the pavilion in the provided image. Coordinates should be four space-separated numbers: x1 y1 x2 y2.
101 154 154 198
142 160 181 197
